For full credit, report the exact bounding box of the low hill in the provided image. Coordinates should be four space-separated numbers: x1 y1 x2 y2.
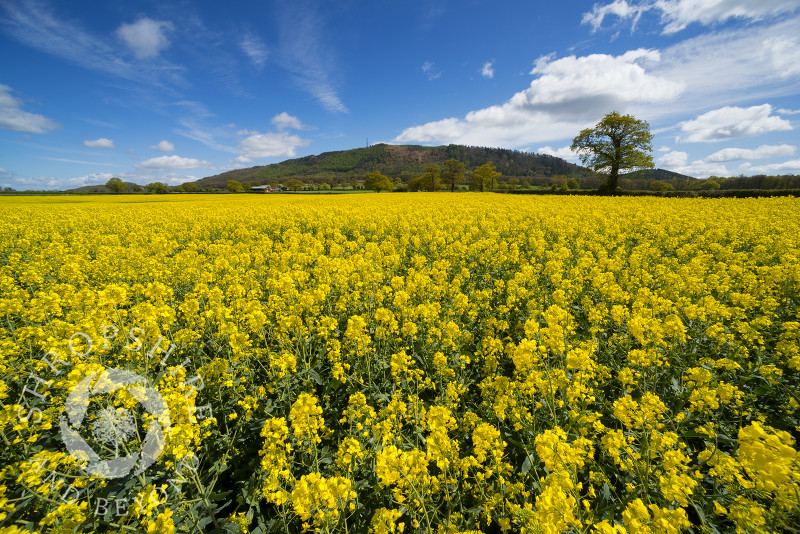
195 144 595 189
619 168 700 190
620 168 697 182
65 181 143 194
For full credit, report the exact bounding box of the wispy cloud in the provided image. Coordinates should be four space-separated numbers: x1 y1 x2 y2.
40 156 121 166
240 33 269 68
582 0 647 32
173 100 238 153
422 61 443 81
583 0 800 34
135 155 211 170
81 118 120 129
0 83 59 133
275 0 348 113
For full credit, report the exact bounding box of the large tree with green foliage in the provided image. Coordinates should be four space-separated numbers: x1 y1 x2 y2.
410 164 441 192
470 163 501 192
145 182 168 194
571 111 653 193
285 179 304 191
440 159 466 192
105 177 126 194
226 180 245 192
365 171 393 192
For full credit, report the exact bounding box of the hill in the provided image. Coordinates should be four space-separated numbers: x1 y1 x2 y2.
618 168 700 191
65 181 144 194
620 168 697 182
195 144 595 189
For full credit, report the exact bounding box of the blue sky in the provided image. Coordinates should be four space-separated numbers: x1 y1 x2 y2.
1 0 799 190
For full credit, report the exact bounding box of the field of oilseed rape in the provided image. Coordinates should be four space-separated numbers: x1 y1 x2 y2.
0 193 799 534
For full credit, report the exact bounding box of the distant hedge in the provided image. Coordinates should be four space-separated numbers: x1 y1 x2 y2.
502 189 800 198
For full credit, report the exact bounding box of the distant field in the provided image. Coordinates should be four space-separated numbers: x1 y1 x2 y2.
1 194 799 533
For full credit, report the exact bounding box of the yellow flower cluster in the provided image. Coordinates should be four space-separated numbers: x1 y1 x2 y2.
290 472 355 531
1 193 799 533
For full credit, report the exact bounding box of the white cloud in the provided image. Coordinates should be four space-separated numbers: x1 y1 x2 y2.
705 144 796 162
240 34 269 68
150 139 175 152
741 159 800 174
683 161 733 177
583 0 800 34
481 61 494 79
657 150 689 167
234 131 311 164
422 61 442 80
538 146 579 160
778 108 800 115
135 155 211 170
0 84 59 133
395 49 683 147
671 160 733 178
271 112 309 131
66 172 114 187
526 49 683 115
115 18 173 60
658 146 800 178
679 104 793 142
83 137 115 148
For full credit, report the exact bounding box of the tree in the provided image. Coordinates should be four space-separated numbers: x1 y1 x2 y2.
571 111 654 193
365 171 394 192
507 177 520 190
415 164 441 192
145 182 168 194
227 180 244 192
286 179 304 191
650 180 674 192
699 179 721 190
106 177 126 194
566 178 580 190
440 159 466 192
182 182 200 193
470 162 501 192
